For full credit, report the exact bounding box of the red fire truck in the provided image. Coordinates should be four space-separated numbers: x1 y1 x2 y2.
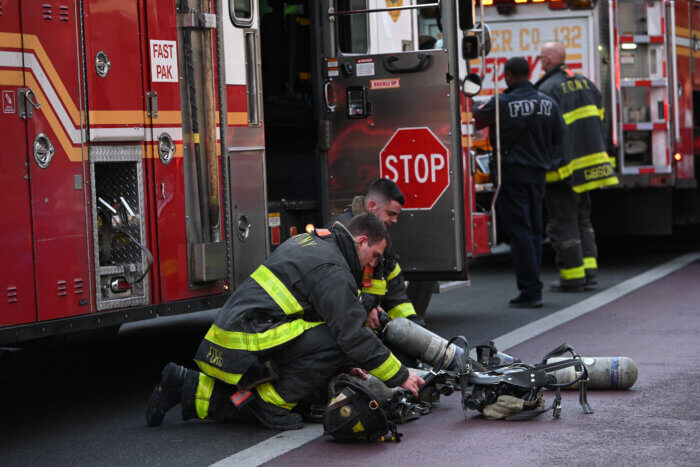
468 0 700 235
0 0 487 348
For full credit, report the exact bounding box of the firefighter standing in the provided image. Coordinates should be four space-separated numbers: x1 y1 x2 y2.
474 57 565 308
146 213 424 431
535 42 619 292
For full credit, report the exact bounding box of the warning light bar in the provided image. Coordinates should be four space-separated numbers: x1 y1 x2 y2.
481 0 596 9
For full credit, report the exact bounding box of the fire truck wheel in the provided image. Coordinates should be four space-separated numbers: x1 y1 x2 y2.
405 280 437 317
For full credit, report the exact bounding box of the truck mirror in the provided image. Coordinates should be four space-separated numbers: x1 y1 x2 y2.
478 23 492 56
461 73 482 97
459 0 475 31
462 23 491 60
462 35 480 60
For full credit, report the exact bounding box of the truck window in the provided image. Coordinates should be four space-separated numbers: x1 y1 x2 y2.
337 0 369 54
417 4 442 50
230 0 253 27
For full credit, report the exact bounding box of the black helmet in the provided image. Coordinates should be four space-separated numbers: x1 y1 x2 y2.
323 376 399 442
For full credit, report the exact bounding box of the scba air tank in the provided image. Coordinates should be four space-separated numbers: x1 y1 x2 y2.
384 317 463 370
546 356 638 390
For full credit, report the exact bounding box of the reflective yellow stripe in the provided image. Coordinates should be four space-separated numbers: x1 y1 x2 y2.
195 372 215 419
256 382 296 410
569 152 611 171
560 266 585 280
194 360 243 385
546 170 561 183
387 263 402 281
547 152 613 183
369 354 402 382
599 107 605 120
387 302 416 319
563 105 602 125
583 257 598 270
363 279 387 295
572 176 619 193
250 265 303 315
205 320 323 351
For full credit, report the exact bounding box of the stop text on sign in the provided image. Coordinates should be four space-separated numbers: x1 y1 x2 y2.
379 127 450 210
150 40 179 83
383 153 446 184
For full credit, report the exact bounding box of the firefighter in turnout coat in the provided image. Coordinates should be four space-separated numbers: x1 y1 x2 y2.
331 178 427 366
535 42 619 291
332 179 425 326
146 213 424 431
474 57 565 308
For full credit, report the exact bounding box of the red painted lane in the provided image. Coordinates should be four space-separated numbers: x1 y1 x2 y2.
267 261 700 466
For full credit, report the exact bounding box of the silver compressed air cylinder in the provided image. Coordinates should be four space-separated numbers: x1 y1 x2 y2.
384 317 462 370
546 356 638 390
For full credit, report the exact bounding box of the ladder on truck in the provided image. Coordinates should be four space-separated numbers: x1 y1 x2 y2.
610 0 677 181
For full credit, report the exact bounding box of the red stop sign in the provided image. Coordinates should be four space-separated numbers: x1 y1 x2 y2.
379 127 450 210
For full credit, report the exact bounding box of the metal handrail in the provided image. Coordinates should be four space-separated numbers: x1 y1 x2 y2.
608 0 618 149
669 0 680 143
490 65 501 245
329 2 440 17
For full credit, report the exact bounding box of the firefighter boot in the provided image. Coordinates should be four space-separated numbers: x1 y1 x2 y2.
584 274 598 290
245 398 304 431
146 362 188 427
509 294 543 308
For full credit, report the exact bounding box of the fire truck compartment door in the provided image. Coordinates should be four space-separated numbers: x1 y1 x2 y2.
18 1 91 320
326 51 466 278
0 2 37 326
83 2 146 142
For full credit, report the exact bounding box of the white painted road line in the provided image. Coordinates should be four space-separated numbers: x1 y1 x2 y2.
211 424 324 467
211 251 700 467
490 251 700 355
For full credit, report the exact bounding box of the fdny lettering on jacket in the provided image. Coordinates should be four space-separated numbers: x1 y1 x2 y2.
560 78 591 94
508 99 553 118
293 233 317 247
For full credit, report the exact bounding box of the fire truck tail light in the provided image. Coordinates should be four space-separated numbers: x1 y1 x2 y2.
305 224 315 233
549 0 567 9
568 0 597 9
110 278 131 293
673 153 682 162
484 0 596 8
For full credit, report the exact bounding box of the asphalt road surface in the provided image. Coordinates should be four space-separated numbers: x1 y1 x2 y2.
1 232 699 466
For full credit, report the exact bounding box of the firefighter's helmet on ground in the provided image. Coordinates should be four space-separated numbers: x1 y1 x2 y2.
323 376 400 443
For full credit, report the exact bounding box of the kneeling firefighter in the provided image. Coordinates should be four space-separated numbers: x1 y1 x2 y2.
328 178 429 368
145 213 424 431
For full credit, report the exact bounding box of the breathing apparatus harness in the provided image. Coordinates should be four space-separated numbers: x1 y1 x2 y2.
323 336 593 442
441 337 593 420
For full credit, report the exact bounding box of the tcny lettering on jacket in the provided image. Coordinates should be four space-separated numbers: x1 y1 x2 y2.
508 99 552 118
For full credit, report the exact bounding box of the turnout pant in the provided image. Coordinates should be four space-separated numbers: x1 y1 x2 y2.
545 182 598 287
497 180 545 300
182 324 346 421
